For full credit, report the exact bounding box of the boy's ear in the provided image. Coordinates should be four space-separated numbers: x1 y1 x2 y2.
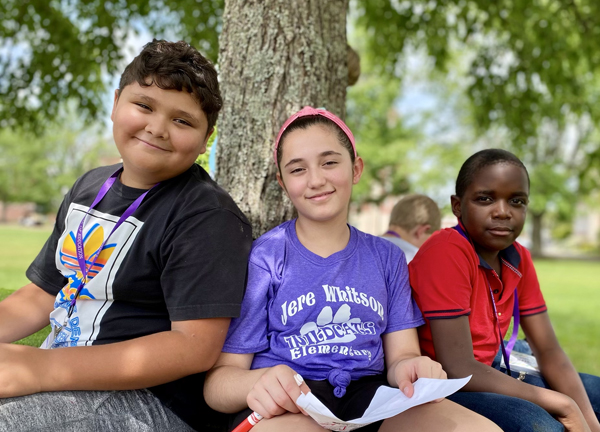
415 224 431 239
198 127 214 155
110 89 120 122
450 195 462 218
352 156 364 184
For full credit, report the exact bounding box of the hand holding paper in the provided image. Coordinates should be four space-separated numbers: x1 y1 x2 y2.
296 376 472 431
391 355 447 398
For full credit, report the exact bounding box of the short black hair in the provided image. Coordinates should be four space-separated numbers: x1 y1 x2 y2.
455 148 529 197
118 39 222 132
276 116 355 170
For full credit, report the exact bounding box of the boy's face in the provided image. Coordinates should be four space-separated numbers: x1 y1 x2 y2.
451 162 529 261
111 81 212 188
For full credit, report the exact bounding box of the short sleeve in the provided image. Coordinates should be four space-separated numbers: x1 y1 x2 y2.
26 193 71 295
515 244 547 316
385 250 425 333
409 241 475 320
160 208 252 321
222 260 271 354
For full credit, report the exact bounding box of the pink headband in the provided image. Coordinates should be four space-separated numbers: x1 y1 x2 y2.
273 106 357 167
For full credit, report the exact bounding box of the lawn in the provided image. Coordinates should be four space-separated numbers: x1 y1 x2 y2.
0 225 598 375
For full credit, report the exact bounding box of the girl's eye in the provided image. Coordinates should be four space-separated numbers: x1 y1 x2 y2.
290 167 304 174
136 103 151 110
323 161 338 167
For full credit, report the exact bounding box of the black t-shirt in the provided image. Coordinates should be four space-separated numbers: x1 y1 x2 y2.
27 163 252 430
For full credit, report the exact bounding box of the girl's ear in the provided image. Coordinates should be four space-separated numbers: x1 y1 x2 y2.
450 195 462 218
276 171 288 194
352 156 364 184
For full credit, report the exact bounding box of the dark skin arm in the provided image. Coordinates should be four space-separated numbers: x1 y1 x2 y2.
521 313 600 431
430 317 591 432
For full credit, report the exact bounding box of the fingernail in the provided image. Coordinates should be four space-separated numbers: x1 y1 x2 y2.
403 387 410 395
294 374 304 386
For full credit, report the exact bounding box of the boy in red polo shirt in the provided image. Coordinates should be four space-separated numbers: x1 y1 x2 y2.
409 149 600 432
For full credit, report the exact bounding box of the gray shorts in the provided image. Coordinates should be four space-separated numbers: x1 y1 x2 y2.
0 389 195 432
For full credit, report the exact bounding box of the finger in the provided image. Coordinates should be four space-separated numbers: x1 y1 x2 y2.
250 383 290 417
398 378 414 398
248 396 281 419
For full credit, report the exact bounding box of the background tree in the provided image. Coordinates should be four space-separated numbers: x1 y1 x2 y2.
3 0 600 247
0 111 113 220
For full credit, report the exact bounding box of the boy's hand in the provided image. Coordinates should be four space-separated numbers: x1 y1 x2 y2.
0 343 44 398
247 365 311 419
393 356 447 399
552 395 592 432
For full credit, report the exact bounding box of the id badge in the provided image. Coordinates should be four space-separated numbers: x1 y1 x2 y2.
40 307 70 349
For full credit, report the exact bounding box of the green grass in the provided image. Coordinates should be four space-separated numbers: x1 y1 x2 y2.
0 224 52 291
0 224 53 345
0 225 598 375
533 259 600 375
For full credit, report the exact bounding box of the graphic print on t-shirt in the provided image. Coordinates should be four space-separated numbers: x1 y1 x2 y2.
48 203 143 347
281 284 383 362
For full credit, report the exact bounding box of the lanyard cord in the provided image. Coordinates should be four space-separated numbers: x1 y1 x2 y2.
453 224 519 375
68 168 158 317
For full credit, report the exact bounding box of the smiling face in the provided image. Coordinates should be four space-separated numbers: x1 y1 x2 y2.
111 81 211 189
277 124 363 225
451 162 529 263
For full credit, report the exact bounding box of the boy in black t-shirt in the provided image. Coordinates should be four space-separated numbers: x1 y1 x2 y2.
0 40 252 431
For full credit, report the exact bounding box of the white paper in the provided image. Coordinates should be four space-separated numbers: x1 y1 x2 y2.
296 376 471 431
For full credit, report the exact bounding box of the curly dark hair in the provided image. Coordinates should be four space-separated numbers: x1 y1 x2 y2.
118 39 222 133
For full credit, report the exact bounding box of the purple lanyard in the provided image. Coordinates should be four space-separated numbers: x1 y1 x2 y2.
68 168 156 317
453 224 519 375
384 230 401 238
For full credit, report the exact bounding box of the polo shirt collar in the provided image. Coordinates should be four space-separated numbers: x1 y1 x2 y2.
455 220 521 270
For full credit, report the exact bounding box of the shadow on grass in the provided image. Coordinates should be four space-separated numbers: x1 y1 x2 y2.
0 288 52 347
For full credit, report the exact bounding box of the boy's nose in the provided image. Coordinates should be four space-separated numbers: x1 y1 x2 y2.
145 117 169 139
493 200 510 218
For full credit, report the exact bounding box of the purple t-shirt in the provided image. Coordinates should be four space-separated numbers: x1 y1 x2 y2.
223 220 424 394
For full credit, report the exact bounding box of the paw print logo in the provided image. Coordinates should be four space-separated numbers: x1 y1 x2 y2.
299 304 363 344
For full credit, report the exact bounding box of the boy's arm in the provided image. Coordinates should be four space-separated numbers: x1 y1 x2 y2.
522 313 600 432
0 317 230 398
0 283 55 343
430 317 590 431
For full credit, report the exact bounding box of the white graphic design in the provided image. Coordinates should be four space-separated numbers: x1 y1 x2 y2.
42 203 143 349
284 304 375 361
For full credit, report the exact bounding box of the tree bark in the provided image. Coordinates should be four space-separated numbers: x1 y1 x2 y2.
530 211 544 257
216 0 349 237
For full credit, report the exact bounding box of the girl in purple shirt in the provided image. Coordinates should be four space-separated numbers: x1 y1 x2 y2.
204 107 500 432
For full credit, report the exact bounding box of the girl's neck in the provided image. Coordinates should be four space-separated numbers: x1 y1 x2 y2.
295 214 350 258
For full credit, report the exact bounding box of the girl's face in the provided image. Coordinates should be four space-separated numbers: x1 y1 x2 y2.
451 162 529 260
277 124 363 225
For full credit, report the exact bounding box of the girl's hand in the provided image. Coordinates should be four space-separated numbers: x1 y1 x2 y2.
247 364 311 419
393 356 447 399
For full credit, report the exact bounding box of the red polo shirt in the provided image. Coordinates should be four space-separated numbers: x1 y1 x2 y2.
409 226 547 366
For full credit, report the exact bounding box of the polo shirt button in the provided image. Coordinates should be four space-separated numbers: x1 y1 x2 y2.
493 289 499 294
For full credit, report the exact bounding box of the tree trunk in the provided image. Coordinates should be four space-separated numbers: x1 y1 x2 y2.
216 0 349 237
530 211 544 257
